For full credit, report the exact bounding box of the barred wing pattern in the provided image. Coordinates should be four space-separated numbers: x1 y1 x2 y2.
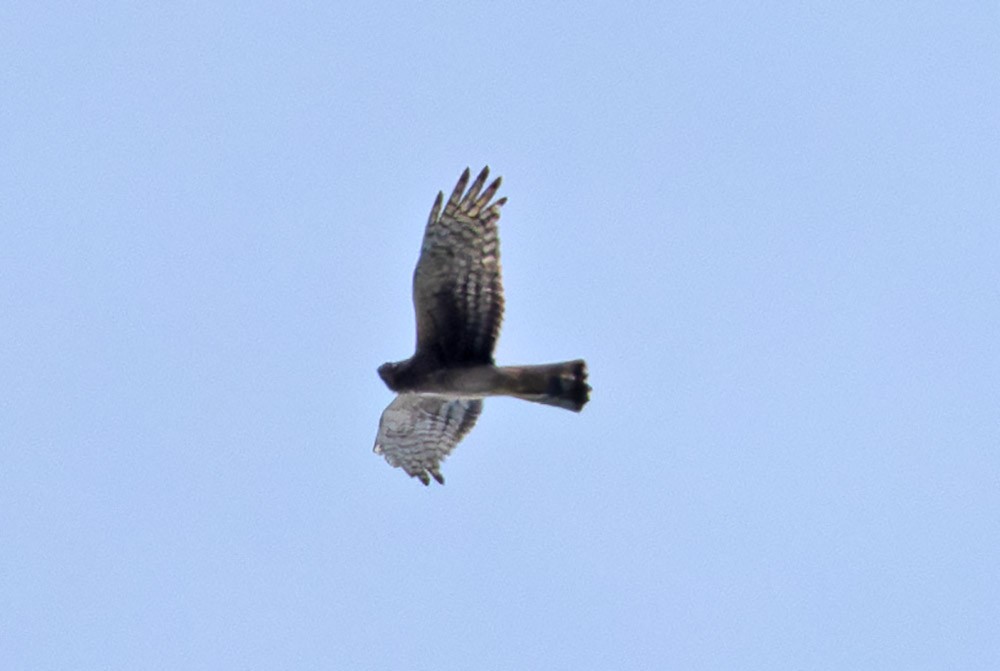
412 167 506 365
373 395 483 485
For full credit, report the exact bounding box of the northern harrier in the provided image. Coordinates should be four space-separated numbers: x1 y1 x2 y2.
374 167 590 485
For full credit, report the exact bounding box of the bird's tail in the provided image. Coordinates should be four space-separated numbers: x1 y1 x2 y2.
500 360 590 412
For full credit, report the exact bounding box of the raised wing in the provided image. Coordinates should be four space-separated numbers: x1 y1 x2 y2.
412 167 506 365
373 394 483 485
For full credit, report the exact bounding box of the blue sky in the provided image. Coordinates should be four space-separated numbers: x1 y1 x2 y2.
2 2 998 669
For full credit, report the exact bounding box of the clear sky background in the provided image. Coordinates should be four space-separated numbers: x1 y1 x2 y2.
2 2 998 669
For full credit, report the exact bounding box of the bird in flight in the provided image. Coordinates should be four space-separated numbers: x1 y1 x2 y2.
374 167 590 485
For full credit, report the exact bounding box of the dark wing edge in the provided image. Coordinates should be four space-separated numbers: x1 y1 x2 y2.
373 395 483 485
412 167 507 365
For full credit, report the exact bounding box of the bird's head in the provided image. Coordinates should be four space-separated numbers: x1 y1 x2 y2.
377 362 398 388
